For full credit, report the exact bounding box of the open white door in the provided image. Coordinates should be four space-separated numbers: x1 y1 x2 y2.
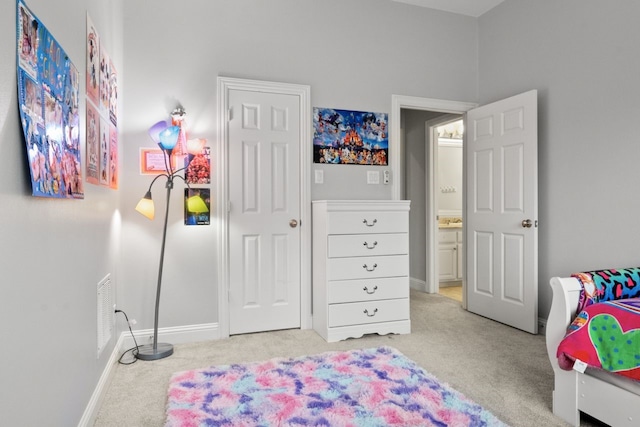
466 90 538 334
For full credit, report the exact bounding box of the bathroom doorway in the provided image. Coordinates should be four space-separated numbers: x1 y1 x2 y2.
432 119 464 303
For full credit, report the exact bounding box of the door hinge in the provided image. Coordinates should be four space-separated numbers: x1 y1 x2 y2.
227 108 233 122
227 201 231 212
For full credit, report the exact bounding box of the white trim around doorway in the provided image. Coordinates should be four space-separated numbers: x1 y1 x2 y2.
217 77 312 339
390 95 476 307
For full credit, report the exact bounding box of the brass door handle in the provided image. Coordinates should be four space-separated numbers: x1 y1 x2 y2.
289 219 298 228
521 219 533 228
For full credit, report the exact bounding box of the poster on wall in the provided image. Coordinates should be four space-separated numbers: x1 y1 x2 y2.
109 123 118 189
17 0 84 198
85 13 118 189
185 146 211 184
86 14 99 106
184 188 210 225
313 107 388 166
86 102 100 184
99 117 110 185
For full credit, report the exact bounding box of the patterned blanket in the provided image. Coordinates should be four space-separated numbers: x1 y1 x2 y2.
557 298 640 380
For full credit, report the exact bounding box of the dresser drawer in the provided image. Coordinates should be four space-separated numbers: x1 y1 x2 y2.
327 211 408 235
327 255 408 281
328 298 409 327
328 277 409 304
327 233 408 258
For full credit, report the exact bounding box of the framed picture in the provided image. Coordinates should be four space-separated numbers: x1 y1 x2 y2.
313 107 388 165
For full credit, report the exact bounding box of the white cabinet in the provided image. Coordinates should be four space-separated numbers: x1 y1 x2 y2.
439 229 463 282
312 200 411 342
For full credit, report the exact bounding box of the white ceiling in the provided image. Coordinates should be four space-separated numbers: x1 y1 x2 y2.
390 0 506 17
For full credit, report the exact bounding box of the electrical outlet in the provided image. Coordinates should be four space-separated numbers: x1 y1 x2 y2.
383 170 390 184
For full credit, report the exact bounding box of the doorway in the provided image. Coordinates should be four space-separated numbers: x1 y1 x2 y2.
432 118 464 302
391 95 476 309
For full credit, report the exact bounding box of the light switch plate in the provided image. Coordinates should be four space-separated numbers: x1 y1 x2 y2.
367 171 380 184
314 169 324 184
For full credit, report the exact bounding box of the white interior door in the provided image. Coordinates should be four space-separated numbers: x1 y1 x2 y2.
227 88 301 335
466 90 538 334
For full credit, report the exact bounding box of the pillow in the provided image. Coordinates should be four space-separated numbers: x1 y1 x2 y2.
572 267 640 314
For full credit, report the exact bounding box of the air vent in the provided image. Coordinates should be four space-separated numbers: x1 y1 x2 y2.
97 274 114 358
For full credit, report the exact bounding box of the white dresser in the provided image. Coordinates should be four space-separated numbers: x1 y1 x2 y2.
312 200 411 342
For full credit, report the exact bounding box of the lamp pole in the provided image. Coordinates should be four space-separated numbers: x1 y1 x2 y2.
136 175 175 360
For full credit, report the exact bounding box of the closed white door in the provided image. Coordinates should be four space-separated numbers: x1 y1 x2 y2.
228 89 301 335
466 90 538 334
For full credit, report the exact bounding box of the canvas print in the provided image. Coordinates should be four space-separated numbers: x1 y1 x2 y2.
86 14 99 106
17 0 84 198
313 107 388 165
184 188 210 225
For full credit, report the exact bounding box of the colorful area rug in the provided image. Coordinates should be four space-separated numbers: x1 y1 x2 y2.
165 346 507 426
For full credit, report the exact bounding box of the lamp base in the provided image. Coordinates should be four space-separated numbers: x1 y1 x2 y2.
135 343 174 361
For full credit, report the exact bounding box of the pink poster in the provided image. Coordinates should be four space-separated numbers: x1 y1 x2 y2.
86 101 99 184
86 14 99 106
109 123 118 189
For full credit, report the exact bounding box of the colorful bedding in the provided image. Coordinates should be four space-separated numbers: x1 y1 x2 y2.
557 298 640 380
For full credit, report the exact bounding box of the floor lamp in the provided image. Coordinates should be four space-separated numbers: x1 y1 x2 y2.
134 116 208 361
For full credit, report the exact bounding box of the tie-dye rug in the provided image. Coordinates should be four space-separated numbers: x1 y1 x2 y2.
165 346 507 426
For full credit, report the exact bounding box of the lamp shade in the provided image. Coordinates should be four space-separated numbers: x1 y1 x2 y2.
158 126 180 151
148 120 169 144
135 191 155 220
186 195 209 213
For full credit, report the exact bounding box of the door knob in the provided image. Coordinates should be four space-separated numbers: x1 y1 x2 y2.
521 219 533 228
289 219 298 228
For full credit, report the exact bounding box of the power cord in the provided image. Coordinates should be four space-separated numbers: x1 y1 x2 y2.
115 309 139 365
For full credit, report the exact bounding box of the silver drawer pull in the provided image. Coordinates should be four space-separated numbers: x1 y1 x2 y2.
363 241 378 249
364 308 378 317
362 218 377 227
362 263 378 272
363 285 378 294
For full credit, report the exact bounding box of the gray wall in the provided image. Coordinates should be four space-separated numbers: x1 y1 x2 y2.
0 0 123 425
119 0 479 333
478 0 640 320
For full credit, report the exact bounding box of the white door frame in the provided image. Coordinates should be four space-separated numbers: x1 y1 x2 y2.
391 95 476 306
425 114 462 295
217 77 312 338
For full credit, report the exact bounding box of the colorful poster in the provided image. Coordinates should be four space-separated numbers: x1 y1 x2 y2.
16 0 83 198
313 107 388 166
109 123 118 189
99 47 110 116
86 14 99 106
99 117 110 185
185 146 211 184
184 188 210 226
86 102 100 184
109 58 118 125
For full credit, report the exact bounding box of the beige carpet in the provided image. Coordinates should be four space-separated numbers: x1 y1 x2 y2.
94 290 602 426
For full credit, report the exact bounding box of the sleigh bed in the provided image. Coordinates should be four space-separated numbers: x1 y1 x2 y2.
546 268 640 426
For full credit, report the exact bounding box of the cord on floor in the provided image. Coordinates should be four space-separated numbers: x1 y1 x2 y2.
115 309 139 365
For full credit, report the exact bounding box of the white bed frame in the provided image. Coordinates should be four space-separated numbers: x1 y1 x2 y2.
546 276 640 426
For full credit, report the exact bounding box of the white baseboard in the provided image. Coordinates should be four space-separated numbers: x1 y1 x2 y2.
77 332 126 427
121 322 220 350
78 322 220 427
